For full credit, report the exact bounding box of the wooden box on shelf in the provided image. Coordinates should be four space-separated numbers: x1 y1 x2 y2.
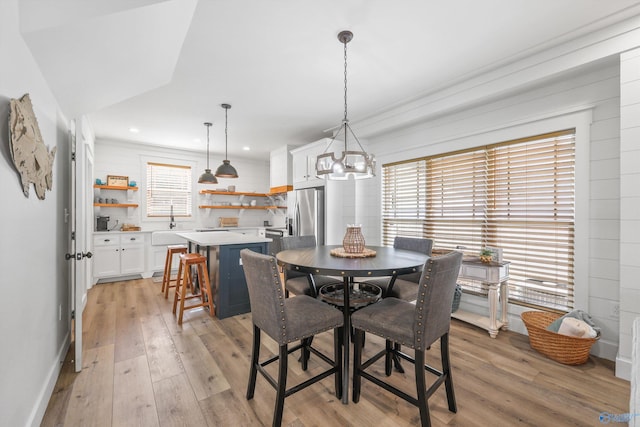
107 175 128 187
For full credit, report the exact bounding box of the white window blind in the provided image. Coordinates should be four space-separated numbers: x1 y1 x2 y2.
382 130 575 311
381 160 427 246
146 162 192 217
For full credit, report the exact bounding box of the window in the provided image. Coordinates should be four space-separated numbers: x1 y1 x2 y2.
146 162 192 217
382 130 575 311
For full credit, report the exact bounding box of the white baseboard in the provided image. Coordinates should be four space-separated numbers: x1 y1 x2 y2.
28 332 70 427
457 294 620 362
616 354 631 381
96 273 142 284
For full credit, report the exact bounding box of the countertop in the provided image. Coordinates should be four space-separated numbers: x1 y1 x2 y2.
93 226 267 235
94 230 148 234
177 231 271 246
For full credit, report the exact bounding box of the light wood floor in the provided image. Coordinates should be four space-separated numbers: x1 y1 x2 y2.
41 277 630 426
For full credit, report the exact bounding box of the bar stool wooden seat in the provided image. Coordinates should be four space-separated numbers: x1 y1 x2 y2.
162 244 188 299
172 253 214 325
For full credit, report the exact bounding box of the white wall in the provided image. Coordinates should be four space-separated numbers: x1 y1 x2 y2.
363 60 622 361
618 47 640 379
93 139 277 231
0 1 71 426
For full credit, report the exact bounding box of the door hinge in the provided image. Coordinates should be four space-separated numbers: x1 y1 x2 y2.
71 310 75 319
71 231 76 240
71 152 76 161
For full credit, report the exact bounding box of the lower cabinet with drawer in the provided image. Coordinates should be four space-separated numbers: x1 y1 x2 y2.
93 233 146 280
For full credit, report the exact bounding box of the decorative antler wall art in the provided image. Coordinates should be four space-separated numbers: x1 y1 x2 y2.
8 93 56 200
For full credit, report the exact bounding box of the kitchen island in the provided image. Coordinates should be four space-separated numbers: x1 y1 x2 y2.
177 231 271 319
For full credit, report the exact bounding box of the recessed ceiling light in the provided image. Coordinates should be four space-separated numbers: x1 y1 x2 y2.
129 127 140 133
194 138 201 143
242 146 250 151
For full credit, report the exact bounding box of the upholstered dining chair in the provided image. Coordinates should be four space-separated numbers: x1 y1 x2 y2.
280 235 341 297
361 236 433 301
351 250 463 427
240 249 344 427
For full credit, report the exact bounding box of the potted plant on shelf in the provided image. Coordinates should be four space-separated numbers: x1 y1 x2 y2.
479 248 493 263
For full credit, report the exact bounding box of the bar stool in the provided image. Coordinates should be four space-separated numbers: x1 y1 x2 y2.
162 244 188 299
172 253 214 325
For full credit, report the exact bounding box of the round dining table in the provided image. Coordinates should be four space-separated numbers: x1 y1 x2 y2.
276 245 430 404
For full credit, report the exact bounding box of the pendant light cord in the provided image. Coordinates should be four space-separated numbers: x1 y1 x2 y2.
206 123 210 169
224 107 229 160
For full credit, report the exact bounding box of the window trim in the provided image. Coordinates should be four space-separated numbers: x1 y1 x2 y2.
379 110 592 312
141 156 197 223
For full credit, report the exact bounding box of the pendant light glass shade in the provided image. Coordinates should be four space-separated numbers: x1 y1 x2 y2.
215 103 239 178
316 30 375 180
198 122 218 184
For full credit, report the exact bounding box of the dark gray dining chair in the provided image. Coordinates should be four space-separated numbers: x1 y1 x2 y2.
281 235 341 297
240 249 344 427
351 250 463 427
361 236 433 301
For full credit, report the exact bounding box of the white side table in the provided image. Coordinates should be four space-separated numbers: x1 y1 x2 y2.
451 259 510 338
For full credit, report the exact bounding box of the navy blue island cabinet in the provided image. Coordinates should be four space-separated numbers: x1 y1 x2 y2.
215 242 268 319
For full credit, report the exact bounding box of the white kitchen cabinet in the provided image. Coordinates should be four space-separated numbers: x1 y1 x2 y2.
120 234 146 274
93 236 120 277
291 138 331 189
270 145 293 193
151 245 168 273
93 233 145 280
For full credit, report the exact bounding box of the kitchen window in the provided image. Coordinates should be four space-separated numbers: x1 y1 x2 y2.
146 162 192 218
382 129 575 311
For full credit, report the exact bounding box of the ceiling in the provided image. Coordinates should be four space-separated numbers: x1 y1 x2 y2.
19 0 640 161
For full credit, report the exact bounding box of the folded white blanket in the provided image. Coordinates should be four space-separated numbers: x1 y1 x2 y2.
557 317 598 338
547 309 601 336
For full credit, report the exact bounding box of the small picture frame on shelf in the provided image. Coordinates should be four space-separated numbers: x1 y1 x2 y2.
485 246 503 262
107 175 128 187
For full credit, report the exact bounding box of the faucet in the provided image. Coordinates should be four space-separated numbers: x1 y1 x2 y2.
169 205 176 229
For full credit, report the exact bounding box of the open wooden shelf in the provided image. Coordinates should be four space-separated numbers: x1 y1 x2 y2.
94 184 138 191
198 205 285 210
199 190 270 197
94 203 138 208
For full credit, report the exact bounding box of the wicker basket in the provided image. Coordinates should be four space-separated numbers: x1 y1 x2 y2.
521 311 599 365
451 284 462 313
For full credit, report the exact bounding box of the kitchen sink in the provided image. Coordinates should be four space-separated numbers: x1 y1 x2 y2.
151 230 193 245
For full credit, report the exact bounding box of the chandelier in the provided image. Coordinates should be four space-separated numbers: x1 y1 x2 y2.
198 122 218 184
316 30 375 180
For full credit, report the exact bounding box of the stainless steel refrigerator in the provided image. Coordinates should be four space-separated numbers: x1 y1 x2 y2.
289 187 325 245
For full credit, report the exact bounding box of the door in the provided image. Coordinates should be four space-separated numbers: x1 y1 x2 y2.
68 118 93 372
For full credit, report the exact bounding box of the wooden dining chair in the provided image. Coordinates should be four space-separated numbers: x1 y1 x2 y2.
280 235 341 297
351 251 463 427
361 236 433 301
240 249 344 427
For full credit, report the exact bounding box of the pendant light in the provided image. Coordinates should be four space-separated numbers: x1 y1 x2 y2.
198 122 218 184
316 30 375 180
215 103 239 178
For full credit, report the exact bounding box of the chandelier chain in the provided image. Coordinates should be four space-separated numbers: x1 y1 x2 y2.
343 38 348 123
